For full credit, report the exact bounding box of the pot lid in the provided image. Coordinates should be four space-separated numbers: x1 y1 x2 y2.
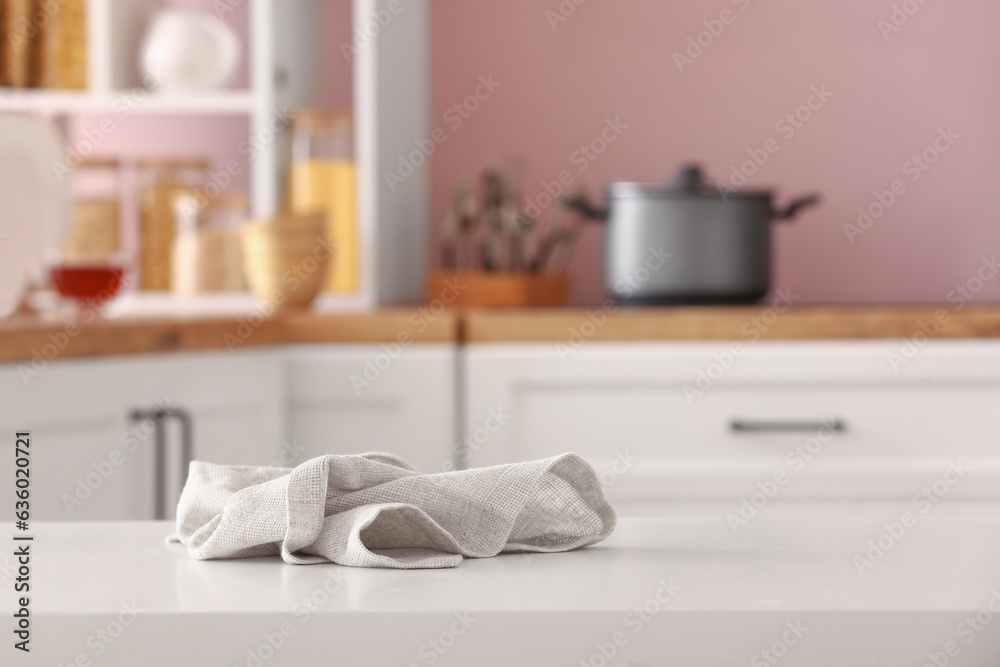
607 164 772 200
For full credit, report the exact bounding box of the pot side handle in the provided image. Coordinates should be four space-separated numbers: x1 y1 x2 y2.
774 194 821 222
560 194 609 222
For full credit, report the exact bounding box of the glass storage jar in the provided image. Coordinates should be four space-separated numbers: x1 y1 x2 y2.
36 0 88 89
63 158 122 265
137 158 208 291
171 191 249 294
289 110 357 294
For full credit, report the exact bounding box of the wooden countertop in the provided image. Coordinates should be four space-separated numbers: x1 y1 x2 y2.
0 310 458 364
3 306 1000 363
462 306 1000 342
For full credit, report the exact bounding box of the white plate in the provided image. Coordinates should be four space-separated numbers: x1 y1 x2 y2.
0 114 69 317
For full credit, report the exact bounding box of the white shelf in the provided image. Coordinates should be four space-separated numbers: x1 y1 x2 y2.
0 90 256 115
103 293 259 319
102 291 377 319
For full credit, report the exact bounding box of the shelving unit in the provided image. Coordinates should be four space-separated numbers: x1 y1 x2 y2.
0 0 283 216
3 0 430 312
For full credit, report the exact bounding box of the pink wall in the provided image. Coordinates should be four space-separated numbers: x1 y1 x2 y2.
318 0 355 111
430 0 1000 305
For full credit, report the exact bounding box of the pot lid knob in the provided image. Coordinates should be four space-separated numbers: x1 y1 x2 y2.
675 164 704 191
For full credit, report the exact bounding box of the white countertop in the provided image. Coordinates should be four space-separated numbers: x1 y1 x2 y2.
14 516 1000 666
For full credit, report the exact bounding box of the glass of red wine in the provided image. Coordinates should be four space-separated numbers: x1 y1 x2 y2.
48 254 129 313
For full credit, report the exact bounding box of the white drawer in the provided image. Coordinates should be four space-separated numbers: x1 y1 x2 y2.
512 382 1000 462
465 342 1000 507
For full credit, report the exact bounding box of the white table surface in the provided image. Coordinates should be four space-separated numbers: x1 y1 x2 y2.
12 516 1000 666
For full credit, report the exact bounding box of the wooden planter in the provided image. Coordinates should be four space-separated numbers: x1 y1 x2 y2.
426 271 569 308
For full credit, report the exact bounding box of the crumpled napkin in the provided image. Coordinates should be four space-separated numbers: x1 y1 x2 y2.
170 452 616 569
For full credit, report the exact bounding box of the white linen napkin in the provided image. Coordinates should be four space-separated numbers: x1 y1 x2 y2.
171 452 616 569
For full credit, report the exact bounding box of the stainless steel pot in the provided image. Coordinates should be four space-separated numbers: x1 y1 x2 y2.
565 165 820 305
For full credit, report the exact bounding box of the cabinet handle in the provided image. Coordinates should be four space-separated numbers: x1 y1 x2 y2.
730 418 847 434
129 406 194 521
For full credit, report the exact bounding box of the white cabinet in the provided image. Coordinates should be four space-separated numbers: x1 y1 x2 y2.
464 341 1000 516
0 343 456 521
10 336 999 522
286 345 457 474
0 351 284 521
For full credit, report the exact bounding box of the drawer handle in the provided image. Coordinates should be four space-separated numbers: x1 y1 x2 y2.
730 418 847 434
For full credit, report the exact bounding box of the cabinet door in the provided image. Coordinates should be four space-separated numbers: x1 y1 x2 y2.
464 341 1000 515
287 344 456 473
115 351 286 512
120 351 286 465
0 350 285 521
0 358 155 521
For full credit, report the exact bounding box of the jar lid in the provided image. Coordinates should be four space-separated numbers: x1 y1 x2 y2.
204 192 250 211
76 158 121 169
174 191 249 213
292 109 353 129
137 157 210 170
